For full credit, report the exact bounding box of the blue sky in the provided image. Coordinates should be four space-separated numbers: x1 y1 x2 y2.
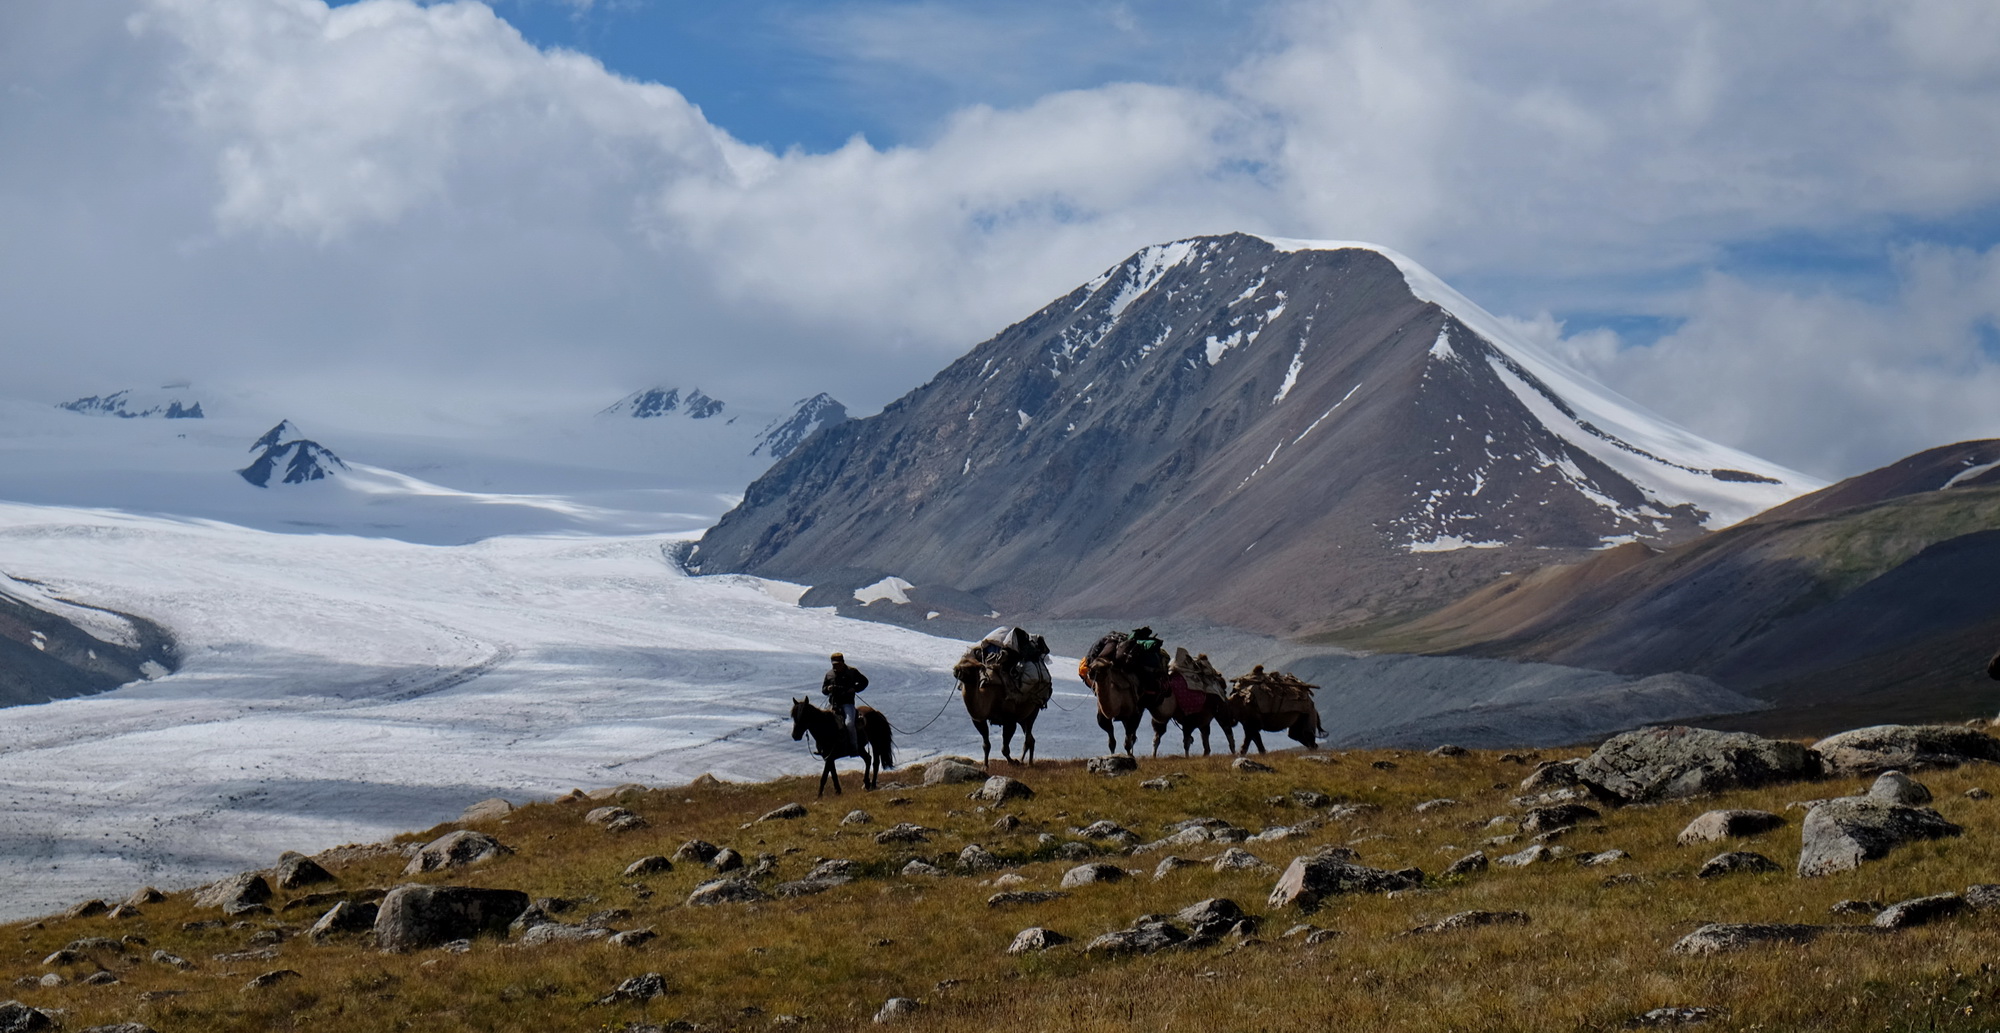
4 0 2000 477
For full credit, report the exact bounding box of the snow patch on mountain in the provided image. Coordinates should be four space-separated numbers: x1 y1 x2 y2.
854 576 914 606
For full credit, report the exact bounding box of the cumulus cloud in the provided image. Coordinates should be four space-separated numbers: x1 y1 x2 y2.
1 0 1997 471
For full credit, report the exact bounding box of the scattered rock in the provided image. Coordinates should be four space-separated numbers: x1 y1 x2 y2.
1519 760 1582 792
673 839 721 864
1371 760 1398 770
194 872 273 911
1442 852 1488 877
1864 771 1932 806
1408 910 1531 934
1575 727 1818 803
874 997 920 1023
712 849 745 872
1140 778 1172 790
402 831 511 875
460 797 513 822
1811 724 2000 774
124 887 166 907
970 776 1034 803
1268 853 1420 912
596 972 668 1005
1153 856 1198 880
1626 1006 1725 1028
1429 745 1468 758
1006 927 1070 954
245 969 301 990
1495 845 1564 867
1087 756 1139 777
62 899 108 920
1290 790 1331 807
272 852 336 890
842 810 874 825
1695 851 1782 879
0 1002 56 1031
1414 799 1458 814
1233 758 1275 773
1211 848 1273 873
624 856 673 877
989 891 1067 908
1966 884 2000 910
1669 923 1839 955
307 899 379 940
686 878 770 907
519 921 613 947
1304 929 1343 945
1085 917 1187 955
1829 899 1883 916
958 845 1002 872
374 885 530 951
586 806 649 831
923 758 987 785
1076 820 1135 841
992 814 1023 833
1175 898 1247 936
610 928 657 948
1873 893 1966 929
1578 849 1630 867
1522 804 1600 832
1797 798 1963 876
755 803 808 823
1677 810 1785 845
901 860 945 878
151 950 194 970
1060 863 1128 888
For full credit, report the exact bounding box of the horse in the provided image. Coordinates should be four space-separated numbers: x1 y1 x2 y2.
1081 658 1149 756
953 646 1044 767
1148 649 1238 757
789 697 893 797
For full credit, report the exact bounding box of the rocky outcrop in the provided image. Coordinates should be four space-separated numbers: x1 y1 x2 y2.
1574 727 1819 802
1797 798 1963 876
403 831 511 875
1678 809 1785 845
1811 725 2000 774
373 885 530 951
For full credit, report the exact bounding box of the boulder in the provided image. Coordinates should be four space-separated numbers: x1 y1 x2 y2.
585 783 648 801
1579 849 1630 867
609 928 656 948
459 797 513 822
1087 756 1139 777
1865 771 1933 806
1211 848 1273 873
970 776 1034 803
1232 757 1275 773
842 810 874 825
1519 759 1582 792
1076 820 1134 841
686 878 769 907
1153 856 1198 880
1291 790 1332 807
1574 726 1819 802
623 856 673 877
992 813 1022 832
1966 884 2000 910
61 899 107 920
1670 923 1833 955
307 899 379 940
1408 910 1531 934
402 831 510 875
958 845 1002 872
1695 852 1782 879
1429 745 1468 757
1006 927 1070 954
1811 724 2000 774
596 972 668 1004
1873 893 1966 929
672 839 721 864
1522 804 1600 832
193 872 272 911
1495 844 1565 867
1797 798 1963 876
272 852 336 890
0 1003 54 1033
373 885 530 951
1442 852 1489 877
988 891 1067 907
922 759 987 785
875 823 932 845
123 887 166 907
1084 917 1187 955
151 950 194 970
520 922 612 947
245 969 301 990
585 806 648 831
1829 899 1883 916
755 803 808 823
1414 799 1459 814
1061 863 1128 888
1268 854 1420 912
901 860 945 878
712 848 744 872
1677 809 1785 845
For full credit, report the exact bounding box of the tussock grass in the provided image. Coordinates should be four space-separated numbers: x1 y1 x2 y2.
9 743 2000 1032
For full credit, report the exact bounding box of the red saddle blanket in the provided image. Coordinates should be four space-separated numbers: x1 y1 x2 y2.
1168 674 1208 715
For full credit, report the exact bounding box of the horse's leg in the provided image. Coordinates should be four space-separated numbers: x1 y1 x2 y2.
817 761 830 798
1098 713 1115 753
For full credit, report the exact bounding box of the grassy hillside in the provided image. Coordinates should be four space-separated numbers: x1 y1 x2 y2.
9 740 2000 1032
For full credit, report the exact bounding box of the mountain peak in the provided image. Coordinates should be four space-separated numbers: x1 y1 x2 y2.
58 386 206 420
240 420 347 488
601 386 725 420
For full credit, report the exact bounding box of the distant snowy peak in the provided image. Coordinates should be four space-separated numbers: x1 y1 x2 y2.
59 386 204 419
240 420 348 488
752 394 848 460
600 387 725 420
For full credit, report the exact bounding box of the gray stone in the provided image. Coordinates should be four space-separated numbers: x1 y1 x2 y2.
901 860 945 877
1669 923 1832 955
988 891 1067 907
1442 852 1489 877
1578 849 1630 867
1140 778 1172 790
875 823 932 844
123 887 166 907
245 969 300 990
686 878 769 906
672 839 720 863
1865 771 1932 805
609 928 656 948
1153 855 1198 880
1797 798 1963 876
1232 757 1275 773
585 806 648 831
1429 744 1468 757
272 852 336 890
1519 759 1582 792
874 997 921 1023
1495 844 1564 867
842 809 874 825
755 802 808 823
624 855 673 877
923 759 987 785
460 797 513 822
1695 851 1782 879
1873 893 1966 929
1060 863 1128 888
1414 799 1459 814
1006 927 1070 954
374 885 530 951
712 848 744 872
307 899 379 940
597 972 669 1004
62 899 107 920
970 776 1034 803
1087 755 1139 776
193 872 272 911
402 830 511 875
1291 790 1331 807
1211 848 1272 873
1966 884 2000 910
1304 929 1342 945
1408 910 1531 934
1829 899 1883 916
1175 898 1246 933
1084 918 1186 955
1575 726 1819 802
1076 820 1134 840
1968 787 1991 800
1811 724 2000 774
774 877 850 898
958 845 1002 872
1522 804 1600 832
0 1003 54 1033
1627 1007 1724 1027
1677 809 1785 845
520 922 613 946
1268 854 1420 912
151 950 194 970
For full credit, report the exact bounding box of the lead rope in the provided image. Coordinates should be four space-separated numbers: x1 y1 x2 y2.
882 677 962 737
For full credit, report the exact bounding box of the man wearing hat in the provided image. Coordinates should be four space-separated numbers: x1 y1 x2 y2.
822 652 870 751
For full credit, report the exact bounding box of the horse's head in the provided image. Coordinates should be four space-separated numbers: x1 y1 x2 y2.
790 697 812 741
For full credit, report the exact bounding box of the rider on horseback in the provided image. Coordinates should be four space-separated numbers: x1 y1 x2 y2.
822 652 869 752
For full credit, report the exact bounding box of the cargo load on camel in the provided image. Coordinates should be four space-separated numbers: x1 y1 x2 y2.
955 626 1053 709
1229 664 1319 721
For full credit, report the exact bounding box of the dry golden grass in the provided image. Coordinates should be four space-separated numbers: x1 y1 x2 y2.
9 740 2000 1032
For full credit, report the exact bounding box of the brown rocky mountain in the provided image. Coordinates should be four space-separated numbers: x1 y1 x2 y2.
1360 440 2000 733
687 233 1814 635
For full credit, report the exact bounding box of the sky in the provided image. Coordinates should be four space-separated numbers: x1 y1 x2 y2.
3 0 2000 479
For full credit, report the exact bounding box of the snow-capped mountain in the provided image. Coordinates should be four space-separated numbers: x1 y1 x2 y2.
751 393 847 460
239 420 348 487
58 385 205 419
597 386 846 463
691 233 1821 634
600 386 726 420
